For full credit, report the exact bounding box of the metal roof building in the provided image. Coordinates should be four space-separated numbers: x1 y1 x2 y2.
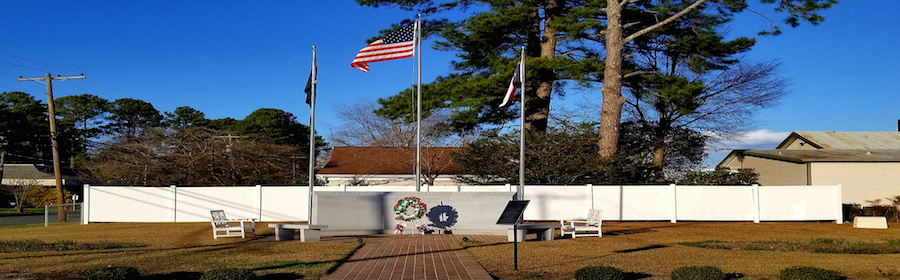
718 131 900 204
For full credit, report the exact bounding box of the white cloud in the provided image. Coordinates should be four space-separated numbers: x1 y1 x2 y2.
706 129 791 152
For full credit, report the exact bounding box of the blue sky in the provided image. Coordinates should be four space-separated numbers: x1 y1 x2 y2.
2 1 898 167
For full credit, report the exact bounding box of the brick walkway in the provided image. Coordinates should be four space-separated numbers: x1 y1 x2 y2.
322 234 507 280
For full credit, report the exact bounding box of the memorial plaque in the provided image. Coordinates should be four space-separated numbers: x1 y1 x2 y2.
496 200 530 225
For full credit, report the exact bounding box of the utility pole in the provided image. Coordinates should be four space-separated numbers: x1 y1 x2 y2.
17 73 85 222
0 152 5 186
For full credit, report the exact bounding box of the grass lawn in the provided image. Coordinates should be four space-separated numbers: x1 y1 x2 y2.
0 222 362 279
2 221 900 279
466 221 900 279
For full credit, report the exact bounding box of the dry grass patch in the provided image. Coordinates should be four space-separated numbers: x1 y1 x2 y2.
0 223 361 279
465 222 900 279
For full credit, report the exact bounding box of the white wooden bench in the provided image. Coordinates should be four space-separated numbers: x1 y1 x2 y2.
268 224 329 242
210 210 256 239
560 209 602 238
507 223 562 242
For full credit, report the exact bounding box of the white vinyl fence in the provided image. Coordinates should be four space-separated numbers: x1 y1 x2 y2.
82 184 843 224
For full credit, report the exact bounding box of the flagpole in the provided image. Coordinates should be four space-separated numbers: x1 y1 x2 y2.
518 46 525 201
415 15 423 192
308 46 317 224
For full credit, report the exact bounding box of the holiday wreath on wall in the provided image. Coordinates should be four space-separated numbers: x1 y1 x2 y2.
394 196 427 222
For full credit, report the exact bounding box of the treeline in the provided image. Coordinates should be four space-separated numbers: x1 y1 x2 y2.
0 91 325 185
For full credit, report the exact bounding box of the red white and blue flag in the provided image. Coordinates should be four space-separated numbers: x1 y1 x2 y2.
351 23 416 72
499 62 522 107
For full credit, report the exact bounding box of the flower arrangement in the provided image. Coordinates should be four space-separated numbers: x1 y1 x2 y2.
394 196 427 222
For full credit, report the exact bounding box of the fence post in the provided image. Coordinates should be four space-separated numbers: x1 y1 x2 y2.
587 184 594 211
835 184 843 224
82 184 90 225
170 185 177 222
619 185 624 221
44 204 49 227
256 185 263 222
670 184 677 223
752 184 760 223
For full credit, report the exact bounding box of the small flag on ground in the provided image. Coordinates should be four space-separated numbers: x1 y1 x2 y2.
350 23 416 72
500 63 522 107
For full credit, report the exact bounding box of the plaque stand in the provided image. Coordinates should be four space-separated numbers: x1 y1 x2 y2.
496 200 530 270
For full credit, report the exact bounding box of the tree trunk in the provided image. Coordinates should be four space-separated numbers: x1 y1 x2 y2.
599 0 627 157
524 0 560 133
652 129 668 184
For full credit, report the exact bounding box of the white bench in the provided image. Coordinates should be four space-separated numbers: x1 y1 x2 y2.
268 224 328 242
210 210 256 239
560 209 603 238
507 224 562 242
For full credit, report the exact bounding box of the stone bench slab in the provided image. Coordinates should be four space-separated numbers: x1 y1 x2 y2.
507 224 562 242
853 216 888 229
269 224 329 242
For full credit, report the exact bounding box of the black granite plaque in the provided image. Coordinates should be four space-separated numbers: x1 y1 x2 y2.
496 200 529 225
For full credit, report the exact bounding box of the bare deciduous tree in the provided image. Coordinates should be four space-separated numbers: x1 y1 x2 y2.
625 61 788 182
331 101 459 147
330 101 471 187
91 127 306 186
1 171 41 212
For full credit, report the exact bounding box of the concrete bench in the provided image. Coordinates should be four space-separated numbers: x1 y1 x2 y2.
268 224 328 242
507 224 562 242
853 216 888 229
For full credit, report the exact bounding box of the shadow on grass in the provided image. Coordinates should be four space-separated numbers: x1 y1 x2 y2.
258 273 305 279
625 272 653 279
0 241 248 260
142 272 202 280
614 244 667 253
324 238 366 276
142 272 306 280
604 228 659 236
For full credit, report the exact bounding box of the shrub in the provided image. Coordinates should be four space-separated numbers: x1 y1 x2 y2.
199 268 258 280
573 266 626 280
83 266 141 280
677 167 759 185
671 266 726 280
780 266 843 280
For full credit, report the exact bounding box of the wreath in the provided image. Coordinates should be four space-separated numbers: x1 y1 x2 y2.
426 204 458 229
394 196 427 222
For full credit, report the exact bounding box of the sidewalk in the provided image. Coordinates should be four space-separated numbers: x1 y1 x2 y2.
322 234 507 280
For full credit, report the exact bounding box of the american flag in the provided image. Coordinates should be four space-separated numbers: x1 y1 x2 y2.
350 23 416 72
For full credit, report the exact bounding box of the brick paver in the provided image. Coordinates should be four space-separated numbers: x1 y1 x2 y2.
322 234 506 280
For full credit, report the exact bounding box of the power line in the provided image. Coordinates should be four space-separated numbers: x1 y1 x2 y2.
70 80 117 100
0 60 56 74
86 76 141 100
0 86 42 94
1 51 162 112
0 70 23 77
4 82 73 97
0 51 80 74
